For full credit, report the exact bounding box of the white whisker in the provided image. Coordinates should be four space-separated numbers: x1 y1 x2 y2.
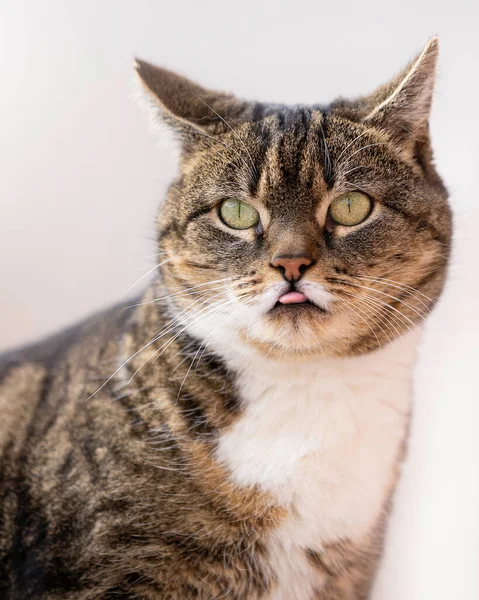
333 279 428 321
127 258 173 293
126 294 248 387
126 277 233 308
356 275 436 307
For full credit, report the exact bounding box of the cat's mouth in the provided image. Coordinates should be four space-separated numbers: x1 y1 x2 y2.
277 291 309 305
270 289 328 314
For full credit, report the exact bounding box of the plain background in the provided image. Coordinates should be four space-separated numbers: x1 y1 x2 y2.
1 1 478 597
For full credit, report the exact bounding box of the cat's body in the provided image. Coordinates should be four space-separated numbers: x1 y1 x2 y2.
0 39 451 599
0 295 414 600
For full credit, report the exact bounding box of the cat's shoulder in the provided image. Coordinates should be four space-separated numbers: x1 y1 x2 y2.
0 300 137 438
1 299 136 374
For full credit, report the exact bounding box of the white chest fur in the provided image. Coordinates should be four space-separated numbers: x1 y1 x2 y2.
215 333 417 599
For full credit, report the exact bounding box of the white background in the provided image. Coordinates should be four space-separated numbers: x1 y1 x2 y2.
1 1 478 597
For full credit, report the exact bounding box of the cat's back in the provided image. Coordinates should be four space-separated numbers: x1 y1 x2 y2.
0 301 132 440
0 300 139 468
0 320 86 458
0 302 135 598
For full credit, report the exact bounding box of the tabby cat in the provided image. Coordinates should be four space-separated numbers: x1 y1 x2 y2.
0 38 451 599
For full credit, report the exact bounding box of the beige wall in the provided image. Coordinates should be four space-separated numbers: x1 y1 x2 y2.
1 1 478 597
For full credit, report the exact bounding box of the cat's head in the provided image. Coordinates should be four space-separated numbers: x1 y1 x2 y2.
136 38 451 359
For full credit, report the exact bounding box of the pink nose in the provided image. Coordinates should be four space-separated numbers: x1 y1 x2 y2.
271 255 313 282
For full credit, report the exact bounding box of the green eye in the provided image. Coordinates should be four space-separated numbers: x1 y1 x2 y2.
329 192 372 226
220 199 260 230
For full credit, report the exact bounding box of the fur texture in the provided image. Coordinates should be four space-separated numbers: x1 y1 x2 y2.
0 38 451 599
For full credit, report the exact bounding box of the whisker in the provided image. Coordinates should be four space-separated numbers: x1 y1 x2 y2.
340 291 402 343
126 258 173 293
350 295 399 345
144 289 235 355
187 126 257 183
335 129 374 164
126 277 234 308
126 294 249 387
355 275 436 307
343 142 388 164
341 164 371 178
318 117 331 183
88 286 234 400
86 330 169 401
176 297 254 400
194 96 258 183
330 279 428 321
344 290 423 341
337 297 383 349
152 288 236 356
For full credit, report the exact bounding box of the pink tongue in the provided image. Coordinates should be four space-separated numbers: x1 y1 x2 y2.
278 291 308 304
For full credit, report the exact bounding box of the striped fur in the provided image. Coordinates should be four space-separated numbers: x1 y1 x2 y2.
0 39 451 598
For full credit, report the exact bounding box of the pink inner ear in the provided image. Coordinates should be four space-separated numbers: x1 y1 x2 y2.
278 292 308 304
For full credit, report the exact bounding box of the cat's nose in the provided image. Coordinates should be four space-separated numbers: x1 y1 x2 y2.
270 254 314 282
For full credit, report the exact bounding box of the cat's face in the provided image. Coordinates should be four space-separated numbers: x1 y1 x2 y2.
137 38 451 359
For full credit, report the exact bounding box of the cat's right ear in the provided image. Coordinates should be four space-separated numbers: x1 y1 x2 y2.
361 38 439 147
135 60 252 147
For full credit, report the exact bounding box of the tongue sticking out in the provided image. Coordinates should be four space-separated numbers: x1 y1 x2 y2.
278 291 309 305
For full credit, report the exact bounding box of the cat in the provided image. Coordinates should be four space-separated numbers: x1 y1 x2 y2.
0 37 451 599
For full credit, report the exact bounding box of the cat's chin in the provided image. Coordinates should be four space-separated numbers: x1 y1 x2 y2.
237 305 344 359
268 301 328 317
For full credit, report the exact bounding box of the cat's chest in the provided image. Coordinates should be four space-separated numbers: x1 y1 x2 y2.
216 336 415 599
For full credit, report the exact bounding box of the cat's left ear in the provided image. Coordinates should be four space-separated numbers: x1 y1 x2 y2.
135 60 253 145
363 38 439 146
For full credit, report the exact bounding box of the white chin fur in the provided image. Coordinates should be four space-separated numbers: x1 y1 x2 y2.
181 280 333 357
296 280 333 311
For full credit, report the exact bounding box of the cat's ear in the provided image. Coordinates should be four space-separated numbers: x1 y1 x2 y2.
362 38 439 146
135 60 252 145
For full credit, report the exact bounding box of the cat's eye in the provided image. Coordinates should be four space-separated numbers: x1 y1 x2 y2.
220 199 260 230
328 192 372 227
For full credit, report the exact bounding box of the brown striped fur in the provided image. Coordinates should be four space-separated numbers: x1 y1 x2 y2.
0 39 451 598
